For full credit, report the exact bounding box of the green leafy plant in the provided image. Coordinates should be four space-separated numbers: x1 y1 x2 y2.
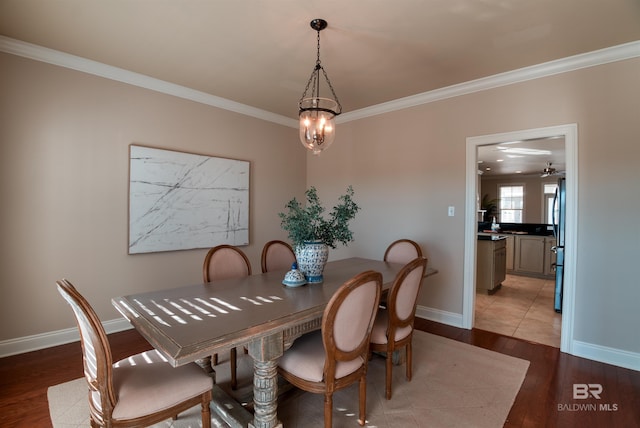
278 186 360 249
481 194 500 222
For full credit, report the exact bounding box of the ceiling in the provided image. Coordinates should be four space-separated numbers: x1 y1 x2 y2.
477 137 565 177
1 0 639 121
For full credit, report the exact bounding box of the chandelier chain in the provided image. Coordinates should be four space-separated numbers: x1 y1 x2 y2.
298 25 342 114
321 66 341 111
316 28 321 66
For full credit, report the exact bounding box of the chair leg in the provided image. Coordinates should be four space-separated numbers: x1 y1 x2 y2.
358 374 367 426
385 350 393 400
212 353 219 366
201 393 212 428
406 341 412 381
230 347 238 390
324 392 333 428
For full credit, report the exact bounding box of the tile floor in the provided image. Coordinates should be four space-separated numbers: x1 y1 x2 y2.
475 274 562 348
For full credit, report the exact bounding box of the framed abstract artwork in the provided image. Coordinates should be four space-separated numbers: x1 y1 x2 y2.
128 145 249 254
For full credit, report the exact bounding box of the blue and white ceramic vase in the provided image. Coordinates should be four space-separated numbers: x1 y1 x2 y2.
295 240 329 283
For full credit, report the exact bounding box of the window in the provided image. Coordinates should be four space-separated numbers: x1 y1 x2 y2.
499 185 523 223
544 183 558 224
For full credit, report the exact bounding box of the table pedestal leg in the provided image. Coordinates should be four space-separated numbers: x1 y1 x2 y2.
248 333 283 428
195 356 216 382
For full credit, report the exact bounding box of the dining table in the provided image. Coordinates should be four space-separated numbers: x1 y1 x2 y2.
112 257 437 428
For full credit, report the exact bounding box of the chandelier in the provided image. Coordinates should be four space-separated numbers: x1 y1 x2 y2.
298 19 342 155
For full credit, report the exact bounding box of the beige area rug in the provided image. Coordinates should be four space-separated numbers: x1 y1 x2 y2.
48 331 529 428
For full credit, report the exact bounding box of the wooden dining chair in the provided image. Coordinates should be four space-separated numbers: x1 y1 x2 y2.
260 240 296 273
202 244 252 390
56 279 213 428
383 238 423 264
203 244 252 282
381 239 423 307
278 270 382 428
369 257 427 400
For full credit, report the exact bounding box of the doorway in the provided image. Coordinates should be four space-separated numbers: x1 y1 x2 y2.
463 124 577 354
474 137 564 347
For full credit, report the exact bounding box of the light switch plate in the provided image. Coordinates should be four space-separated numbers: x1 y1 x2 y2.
448 206 455 217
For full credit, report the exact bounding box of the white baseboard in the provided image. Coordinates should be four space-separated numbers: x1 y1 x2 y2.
415 305 640 372
6 309 459 357
416 305 465 328
3 314 639 372
572 340 640 372
0 318 132 358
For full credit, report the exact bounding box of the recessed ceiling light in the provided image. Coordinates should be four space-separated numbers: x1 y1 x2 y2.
496 159 504 162
515 170 522 174
501 136 563 145
497 147 552 155
486 167 491 171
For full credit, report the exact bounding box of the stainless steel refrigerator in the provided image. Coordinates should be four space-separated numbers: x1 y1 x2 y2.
552 177 566 313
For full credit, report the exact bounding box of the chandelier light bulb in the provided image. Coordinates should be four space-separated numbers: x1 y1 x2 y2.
299 109 336 155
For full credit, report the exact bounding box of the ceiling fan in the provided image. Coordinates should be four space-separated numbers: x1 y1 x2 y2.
540 162 564 177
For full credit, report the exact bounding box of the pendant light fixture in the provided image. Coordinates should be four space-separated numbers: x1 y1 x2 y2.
298 19 342 155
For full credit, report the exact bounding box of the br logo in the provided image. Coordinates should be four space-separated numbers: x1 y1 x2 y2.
573 384 602 399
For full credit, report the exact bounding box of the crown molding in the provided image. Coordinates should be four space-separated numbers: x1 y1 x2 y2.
338 40 640 123
2 35 638 127
0 35 298 128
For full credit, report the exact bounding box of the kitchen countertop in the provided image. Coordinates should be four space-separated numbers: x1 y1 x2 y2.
480 230 529 235
477 232 508 241
477 231 555 240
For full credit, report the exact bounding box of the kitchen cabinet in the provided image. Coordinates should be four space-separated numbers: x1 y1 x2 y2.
512 235 555 277
514 235 545 274
505 235 515 271
476 238 506 293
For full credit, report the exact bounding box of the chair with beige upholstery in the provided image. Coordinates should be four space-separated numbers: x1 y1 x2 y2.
203 244 252 282
56 279 213 428
383 238 423 264
381 239 423 308
203 244 252 390
369 257 427 400
278 270 382 428
261 240 296 273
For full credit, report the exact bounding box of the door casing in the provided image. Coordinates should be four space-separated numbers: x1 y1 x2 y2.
463 124 578 354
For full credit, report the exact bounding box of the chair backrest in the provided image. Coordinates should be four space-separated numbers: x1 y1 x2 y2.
386 257 428 341
56 279 115 425
322 270 382 380
261 240 296 273
383 239 423 265
203 245 252 282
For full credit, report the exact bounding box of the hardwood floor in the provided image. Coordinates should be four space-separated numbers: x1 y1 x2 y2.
1 320 638 427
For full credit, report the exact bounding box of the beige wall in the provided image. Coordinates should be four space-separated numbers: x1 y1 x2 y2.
2 50 640 358
308 57 640 354
0 52 305 339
